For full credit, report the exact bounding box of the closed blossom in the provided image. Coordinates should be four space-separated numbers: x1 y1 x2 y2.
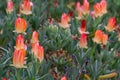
15 18 27 33
100 0 107 14
13 49 26 68
79 33 87 48
32 42 44 62
21 0 33 15
31 31 39 43
93 30 108 45
59 13 70 29
93 30 103 44
93 3 102 17
6 0 14 14
102 34 108 45
105 17 116 32
15 34 26 50
75 2 83 20
81 0 90 15
78 19 87 34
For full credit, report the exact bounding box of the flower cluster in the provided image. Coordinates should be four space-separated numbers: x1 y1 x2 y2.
10 0 44 68
6 0 33 15
31 31 44 62
59 0 120 49
12 33 27 68
75 0 90 19
3 0 119 79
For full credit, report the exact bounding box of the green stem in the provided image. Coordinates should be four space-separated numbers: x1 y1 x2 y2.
37 73 49 80
81 48 84 58
16 69 21 80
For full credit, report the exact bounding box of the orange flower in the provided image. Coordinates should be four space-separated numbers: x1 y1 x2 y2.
102 34 108 45
93 3 102 17
78 19 87 34
93 0 107 18
32 42 39 57
105 17 116 32
15 18 27 34
37 46 44 62
6 0 14 14
93 30 108 45
93 30 103 44
21 0 33 15
75 0 89 19
76 2 81 12
61 76 67 80
59 13 70 29
100 0 107 14
75 2 83 19
32 42 44 62
31 31 39 43
15 34 26 50
13 49 26 68
79 33 87 48
81 0 90 15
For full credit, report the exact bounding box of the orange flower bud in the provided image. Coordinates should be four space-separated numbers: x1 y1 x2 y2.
15 34 26 50
59 13 70 29
15 18 27 33
93 3 102 17
32 42 44 62
32 42 39 57
93 30 103 44
79 33 87 48
102 34 108 45
93 0 107 18
81 0 90 15
13 49 26 68
37 46 44 62
76 0 89 18
100 0 107 14
76 2 81 12
75 2 83 20
93 30 108 45
6 0 14 14
105 17 116 32
21 0 33 15
61 76 67 80
31 31 39 43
